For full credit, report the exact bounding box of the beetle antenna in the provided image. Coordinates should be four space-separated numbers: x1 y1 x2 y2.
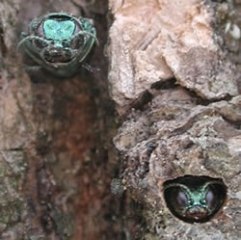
18 36 50 51
72 31 99 45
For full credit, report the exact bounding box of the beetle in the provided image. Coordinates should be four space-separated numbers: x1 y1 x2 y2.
18 12 97 78
163 175 227 223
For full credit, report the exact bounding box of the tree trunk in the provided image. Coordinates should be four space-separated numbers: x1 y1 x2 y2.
0 0 123 239
109 0 241 239
1 0 241 239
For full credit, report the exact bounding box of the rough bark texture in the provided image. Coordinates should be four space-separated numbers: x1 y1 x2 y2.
0 1 123 240
109 0 241 239
1 0 241 239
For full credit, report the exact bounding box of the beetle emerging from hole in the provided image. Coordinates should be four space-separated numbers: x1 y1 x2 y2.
18 12 97 78
163 175 227 223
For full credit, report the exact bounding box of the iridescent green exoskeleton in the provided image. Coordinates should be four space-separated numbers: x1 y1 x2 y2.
163 175 227 223
18 12 97 78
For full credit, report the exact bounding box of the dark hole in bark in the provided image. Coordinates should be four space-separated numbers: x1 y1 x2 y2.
0 21 7 58
163 175 227 223
150 78 177 90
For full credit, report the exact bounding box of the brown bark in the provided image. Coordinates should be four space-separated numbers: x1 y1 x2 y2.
0 0 121 239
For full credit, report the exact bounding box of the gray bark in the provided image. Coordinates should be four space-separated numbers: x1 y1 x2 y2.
109 0 241 239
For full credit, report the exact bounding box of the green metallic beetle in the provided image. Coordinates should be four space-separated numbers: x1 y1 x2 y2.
163 175 227 223
18 12 97 77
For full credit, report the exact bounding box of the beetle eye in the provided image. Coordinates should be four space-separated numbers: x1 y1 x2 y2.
33 39 48 49
71 35 85 49
205 188 215 208
164 186 189 211
176 190 189 207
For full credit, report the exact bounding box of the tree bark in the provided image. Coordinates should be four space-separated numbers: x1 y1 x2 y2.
0 1 123 239
1 0 241 239
109 0 241 239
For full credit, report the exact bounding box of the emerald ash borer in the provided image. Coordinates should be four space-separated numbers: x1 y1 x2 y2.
18 12 97 77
